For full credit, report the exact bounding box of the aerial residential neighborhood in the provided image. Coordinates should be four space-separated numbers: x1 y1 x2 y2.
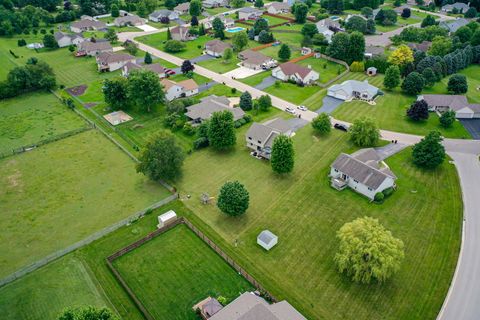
1 0 480 319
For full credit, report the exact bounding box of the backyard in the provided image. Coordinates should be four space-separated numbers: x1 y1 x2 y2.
112 224 254 319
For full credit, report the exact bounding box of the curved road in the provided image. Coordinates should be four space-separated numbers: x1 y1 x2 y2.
119 30 480 319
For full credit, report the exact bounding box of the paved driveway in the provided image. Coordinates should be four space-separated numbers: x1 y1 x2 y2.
191 54 215 64
287 118 309 131
173 18 186 25
374 143 407 160
137 24 158 32
198 81 218 92
255 76 276 90
223 67 265 79
460 119 480 140
315 96 344 114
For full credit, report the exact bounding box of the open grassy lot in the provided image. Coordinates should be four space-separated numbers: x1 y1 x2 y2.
258 44 301 61
265 81 321 105
113 224 254 319
0 92 88 154
297 57 346 84
175 124 462 320
331 73 471 138
0 129 171 277
262 14 291 26
0 256 112 320
197 56 241 73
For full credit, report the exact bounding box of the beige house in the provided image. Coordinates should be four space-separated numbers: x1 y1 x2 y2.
170 26 196 41
161 78 199 101
77 41 113 56
205 40 232 57
245 118 293 159
238 7 263 20
174 2 190 14
70 19 106 33
54 32 84 48
238 49 276 70
96 52 136 72
419 94 480 119
266 2 291 14
114 15 145 27
122 62 167 78
272 62 319 85
186 95 245 124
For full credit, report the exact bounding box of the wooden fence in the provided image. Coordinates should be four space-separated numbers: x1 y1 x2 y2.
288 52 314 63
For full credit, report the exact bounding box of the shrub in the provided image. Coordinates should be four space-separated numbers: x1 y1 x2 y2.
183 122 196 136
193 136 209 149
243 114 252 122
374 192 385 202
350 61 365 72
382 187 394 197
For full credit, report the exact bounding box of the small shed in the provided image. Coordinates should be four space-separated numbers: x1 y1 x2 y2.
366 67 377 77
257 230 278 251
157 210 177 228
301 47 312 55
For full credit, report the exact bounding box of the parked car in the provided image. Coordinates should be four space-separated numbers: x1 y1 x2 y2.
334 123 348 131
297 105 307 111
165 69 176 75
285 107 296 114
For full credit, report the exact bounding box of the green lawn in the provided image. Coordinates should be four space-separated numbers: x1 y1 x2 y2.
113 224 254 319
170 72 210 84
0 129 171 277
197 56 241 73
258 44 301 61
331 73 471 139
204 7 230 15
137 32 214 59
265 81 321 105
239 70 272 87
297 57 346 84
0 92 88 154
262 14 290 26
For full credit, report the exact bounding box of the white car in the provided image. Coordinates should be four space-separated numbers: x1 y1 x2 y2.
285 107 296 114
297 105 307 111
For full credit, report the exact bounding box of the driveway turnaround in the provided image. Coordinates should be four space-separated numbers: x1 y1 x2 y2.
315 96 344 114
459 119 480 140
255 75 276 90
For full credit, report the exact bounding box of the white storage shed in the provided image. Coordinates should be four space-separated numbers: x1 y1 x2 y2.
157 210 177 228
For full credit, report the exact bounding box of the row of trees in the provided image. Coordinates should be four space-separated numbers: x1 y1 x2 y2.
327 31 365 64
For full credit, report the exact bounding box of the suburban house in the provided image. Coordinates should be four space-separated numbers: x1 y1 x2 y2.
77 40 113 56
186 95 245 123
238 7 263 20
193 297 224 319
96 52 136 72
330 148 397 200
327 80 379 101
161 78 199 101
245 118 293 159
418 94 480 118
174 2 190 14
407 41 432 53
205 40 232 57
316 18 341 31
70 19 106 33
219 16 235 28
364 45 384 58
238 49 276 70
122 62 167 78
208 292 307 320
54 32 84 47
114 14 145 27
316 25 334 43
439 18 469 33
441 2 470 12
171 26 196 41
266 2 291 14
272 62 319 85
149 10 179 22
202 0 227 8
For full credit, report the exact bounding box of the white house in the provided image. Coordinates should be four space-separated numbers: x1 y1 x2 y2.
77 40 113 56
316 25 334 43
266 2 291 14
238 7 263 20
205 39 232 57
238 49 277 70
272 62 319 85
330 149 397 200
54 32 84 47
327 80 379 101
257 230 278 251
96 52 136 72
149 9 179 22
245 118 293 159
161 78 199 101
202 0 227 8
156 210 177 228
170 25 196 41
419 94 480 119
186 95 245 123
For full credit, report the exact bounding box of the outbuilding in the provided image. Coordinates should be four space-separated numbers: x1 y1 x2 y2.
257 230 278 250
157 210 177 228
366 67 377 76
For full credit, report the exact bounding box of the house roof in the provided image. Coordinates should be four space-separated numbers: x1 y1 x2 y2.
239 7 262 13
78 40 112 52
202 298 223 317
440 18 469 32
328 80 379 97
240 50 271 66
150 9 173 18
209 292 306 320
161 78 198 91
185 95 245 121
316 18 341 29
114 15 144 25
267 2 291 10
96 52 134 64
71 19 106 29
54 31 83 42
442 2 470 10
407 41 432 52
174 2 190 11
171 25 189 34
205 39 232 53
420 94 480 112
332 149 396 190
125 62 165 74
246 118 291 148
365 45 384 56
276 62 315 80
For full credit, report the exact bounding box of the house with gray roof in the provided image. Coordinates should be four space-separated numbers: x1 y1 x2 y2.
209 292 307 320
202 0 227 8
238 49 277 70
439 18 469 33
272 62 319 85
114 14 145 27
245 118 293 159
364 45 385 58
54 32 84 48
330 148 397 200
185 95 245 123
316 18 342 31
149 9 179 22
419 94 480 118
441 2 470 13
174 2 190 14
77 40 113 56
327 80 379 101
96 52 136 72
70 19 106 33
266 2 291 14
238 7 263 20
407 41 432 53
122 62 167 78
205 39 232 57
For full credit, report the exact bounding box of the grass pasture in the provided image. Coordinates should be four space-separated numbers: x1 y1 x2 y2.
0 92 88 154
0 129 171 277
113 224 254 319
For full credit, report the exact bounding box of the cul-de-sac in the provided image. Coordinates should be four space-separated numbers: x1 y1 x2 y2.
1 0 480 318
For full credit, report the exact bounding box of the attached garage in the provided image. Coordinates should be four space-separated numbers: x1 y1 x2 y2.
327 88 348 101
455 107 474 119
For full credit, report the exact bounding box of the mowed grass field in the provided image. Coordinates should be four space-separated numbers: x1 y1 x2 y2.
328 73 471 139
0 129 171 277
175 124 462 320
113 224 254 319
0 92 88 154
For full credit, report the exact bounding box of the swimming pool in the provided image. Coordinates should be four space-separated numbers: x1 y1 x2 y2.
226 27 246 33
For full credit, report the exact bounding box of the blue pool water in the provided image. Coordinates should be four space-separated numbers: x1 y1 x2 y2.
226 27 246 33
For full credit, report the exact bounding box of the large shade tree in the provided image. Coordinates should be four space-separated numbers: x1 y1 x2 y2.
412 131 446 169
271 135 295 174
217 181 249 216
207 110 236 149
127 70 164 113
348 117 380 147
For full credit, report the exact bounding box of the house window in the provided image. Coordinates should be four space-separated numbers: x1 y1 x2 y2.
368 187 372 191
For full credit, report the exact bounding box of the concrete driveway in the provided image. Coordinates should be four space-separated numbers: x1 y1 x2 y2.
137 24 158 32
315 96 344 114
255 76 276 90
460 119 480 140
223 67 266 79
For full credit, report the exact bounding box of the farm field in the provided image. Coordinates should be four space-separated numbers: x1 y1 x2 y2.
331 73 471 139
175 124 462 320
113 224 254 319
0 129 171 277
0 92 88 154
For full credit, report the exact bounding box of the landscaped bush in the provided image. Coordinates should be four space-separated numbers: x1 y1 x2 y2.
182 122 196 136
243 114 252 123
382 187 394 197
193 136 209 150
374 192 385 202
350 61 365 72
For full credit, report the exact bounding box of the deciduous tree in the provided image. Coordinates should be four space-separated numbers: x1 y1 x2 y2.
278 43 291 61
257 94 271 111
448 74 468 94
58 306 118 320
383 65 401 90
401 71 425 95
312 113 331 134
440 110 456 128
412 131 445 169
208 110 236 149
212 17 225 39
189 0 202 17
239 91 253 111
103 77 129 110
421 14 436 28
181 60 195 74
388 44 414 66
217 181 249 216
301 23 318 38
349 117 380 147
293 2 309 23
271 135 295 174
406 99 429 121
232 31 248 51
127 70 164 112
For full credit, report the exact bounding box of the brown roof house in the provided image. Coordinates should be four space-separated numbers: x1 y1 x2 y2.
205 40 232 57
174 2 190 14
419 94 480 119
77 40 113 56
407 41 432 53
114 14 145 27
170 26 196 41
70 19 106 33
238 49 277 70
96 52 136 72
246 118 293 159
272 62 319 85
161 78 199 101
209 292 307 320
122 62 166 78
186 95 245 124
330 148 397 200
